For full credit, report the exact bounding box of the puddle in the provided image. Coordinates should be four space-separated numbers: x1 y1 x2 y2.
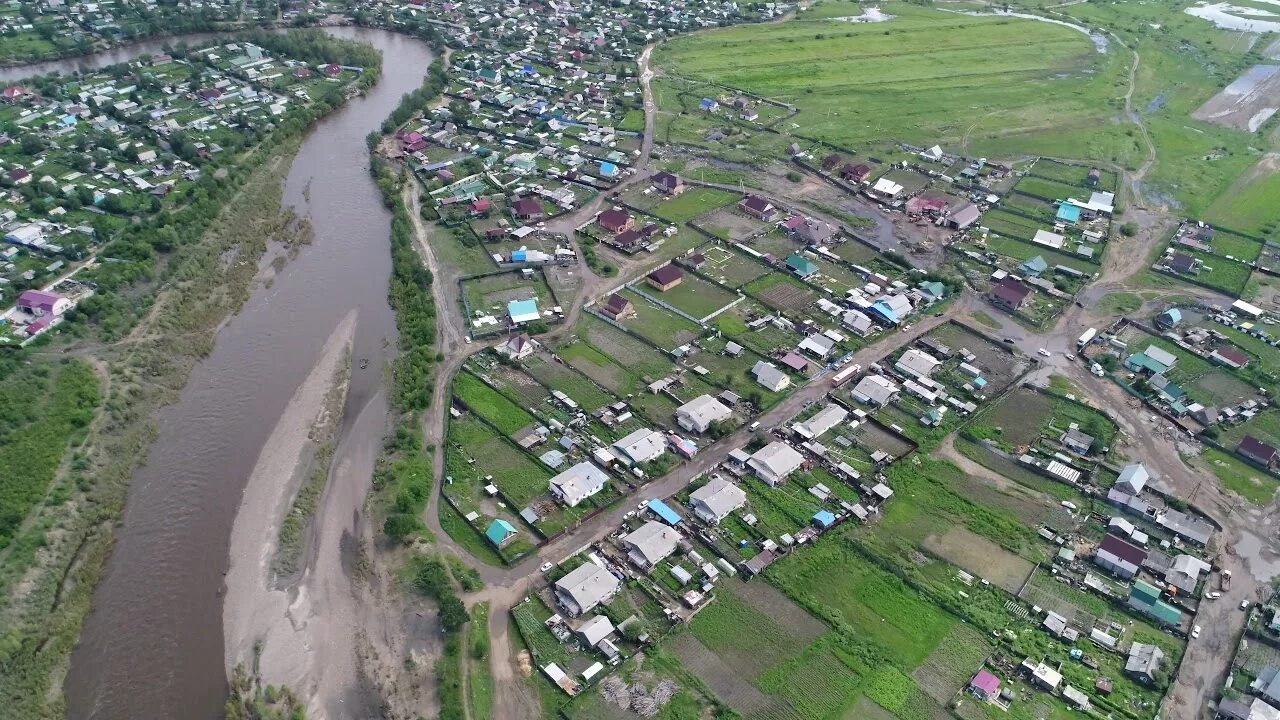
1236 528 1280 583
833 6 895 22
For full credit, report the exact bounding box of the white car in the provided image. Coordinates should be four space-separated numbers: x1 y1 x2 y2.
1065 354 1076 361
539 562 553 573
1207 591 1222 599
1242 600 1251 610
1192 625 1201 639
1037 348 1051 357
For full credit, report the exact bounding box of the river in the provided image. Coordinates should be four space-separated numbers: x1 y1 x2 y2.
0 27 433 720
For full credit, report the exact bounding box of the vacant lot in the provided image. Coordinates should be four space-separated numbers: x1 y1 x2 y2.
618 289 704 348
923 526 1035 593
698 244 771 288
522 353 617 411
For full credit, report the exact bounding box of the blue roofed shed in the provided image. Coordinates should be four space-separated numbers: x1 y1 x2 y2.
1056 203 1082 223
647 498 682 526
812 510 836 529
486 519 517 547
508 298 541 324
918 281 946 300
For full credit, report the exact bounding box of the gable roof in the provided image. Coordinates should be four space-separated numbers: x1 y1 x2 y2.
648 264 684 285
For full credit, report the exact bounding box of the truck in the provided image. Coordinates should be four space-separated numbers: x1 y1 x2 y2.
1077 327 1097 349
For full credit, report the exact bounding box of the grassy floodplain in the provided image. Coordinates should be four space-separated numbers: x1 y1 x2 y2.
655 2 1128 152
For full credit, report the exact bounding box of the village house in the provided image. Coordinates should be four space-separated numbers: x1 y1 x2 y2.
597 208 633 234
988 278 1032 312
600 292 635 320
554 563 621 616
650 170 684 195
512 196 545 221
1209 346 1249 370
751 360 791 392
1094 533 1146 579
17 289 71 317
688 476 747 525
496 334 539 360
485 519 518 547
675 394 732 434
852 374 899 407
738 194 777 221
1238 436 1279 469
647 264 684 291
549 461 610 507
1125 643 1164 684
747 441 805 486
611 428 667 466
621 521 682 571
840 163 871 184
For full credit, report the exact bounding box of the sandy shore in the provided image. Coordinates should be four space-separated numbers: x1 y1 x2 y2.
222 309 361 716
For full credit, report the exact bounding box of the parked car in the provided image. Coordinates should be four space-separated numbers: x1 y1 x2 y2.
1242 600 1251 610
1206 591 1222 599
1037 348 1051 357
539 562 553 573
1192 625 1201 639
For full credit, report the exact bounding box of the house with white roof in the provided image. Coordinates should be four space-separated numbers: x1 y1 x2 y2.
748 441 805 486
852 374 899 407
554 563 621 616
621 520 683 571
611 428 666 465
675 394 732 434
549 461 610 507
688 476 746 524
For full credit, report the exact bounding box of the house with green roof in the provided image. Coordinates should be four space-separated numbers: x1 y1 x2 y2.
785 254 818 279
486 519 518 547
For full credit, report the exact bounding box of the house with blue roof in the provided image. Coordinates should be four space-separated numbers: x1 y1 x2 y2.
647 498 682 526
1022 255 1049 277
699 98 719 112
1056 203 1082 224
1157 308 1182 329
508 298 541 324
598 161 619 178
785 254 818 279
812 510 836 529
485 519 517 547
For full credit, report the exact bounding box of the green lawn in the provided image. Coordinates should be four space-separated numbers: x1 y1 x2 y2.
641 273 739 320
452 371 536 435
650 187 740 223
1200 446 1279 505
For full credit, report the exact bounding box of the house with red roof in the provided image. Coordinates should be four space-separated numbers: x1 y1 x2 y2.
969 671 1001 701
1209 346 1248 370
512 196 545 221
905 194 949 216
650 171 684 196
840 164 872 184
322 64 342 78
2 86 28 103
601 293 635 320
18 289 71 317
469 197 492 216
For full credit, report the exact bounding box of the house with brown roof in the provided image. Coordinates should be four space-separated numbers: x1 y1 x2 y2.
840 164 871 184
988 278 1032 312
601 293 635 320
1209 346 1249 370
821 153 842 172
647 265 684 291
650 171 685 196
512 196 544 220
738 194 777 221
597 209 633 234
1094 533 1147 579
1238 436 1278 469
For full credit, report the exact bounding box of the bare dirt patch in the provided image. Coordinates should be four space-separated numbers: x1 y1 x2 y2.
1192 64 1280 132
922 526 1036 592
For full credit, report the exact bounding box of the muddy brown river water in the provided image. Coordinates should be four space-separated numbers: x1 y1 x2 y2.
2 27 434 720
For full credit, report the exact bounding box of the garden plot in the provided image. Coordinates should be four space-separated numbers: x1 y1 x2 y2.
910 623 992 704
521 353 617 412
711 300 806 356
1188 366 1257 406
854 421 916 459
922 526 1035 593
453 371 537 437
697 244 770 288
485 363 552 407
1221 409 1280 449
1193 63 1280 132
666 634 782 718
616 289 705 348
637 273 740 321
925 323 1024 392
968 388 1053 447
462 272 554 316
745 274 816 313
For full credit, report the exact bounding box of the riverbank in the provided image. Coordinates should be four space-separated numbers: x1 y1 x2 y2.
222 308 356 712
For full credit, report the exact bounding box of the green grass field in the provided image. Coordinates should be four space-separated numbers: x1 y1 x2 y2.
655 2 1119 150
453 371 536 435
650 187 740 223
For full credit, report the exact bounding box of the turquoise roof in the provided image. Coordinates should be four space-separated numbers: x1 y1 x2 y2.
786 254 818 277
486 519 517 546
919 281 945 299
1147 600 1182 626
813 510 836 528
1056 204 1082 223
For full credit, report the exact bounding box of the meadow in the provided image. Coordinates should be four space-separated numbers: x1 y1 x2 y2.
655 2 1121 151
